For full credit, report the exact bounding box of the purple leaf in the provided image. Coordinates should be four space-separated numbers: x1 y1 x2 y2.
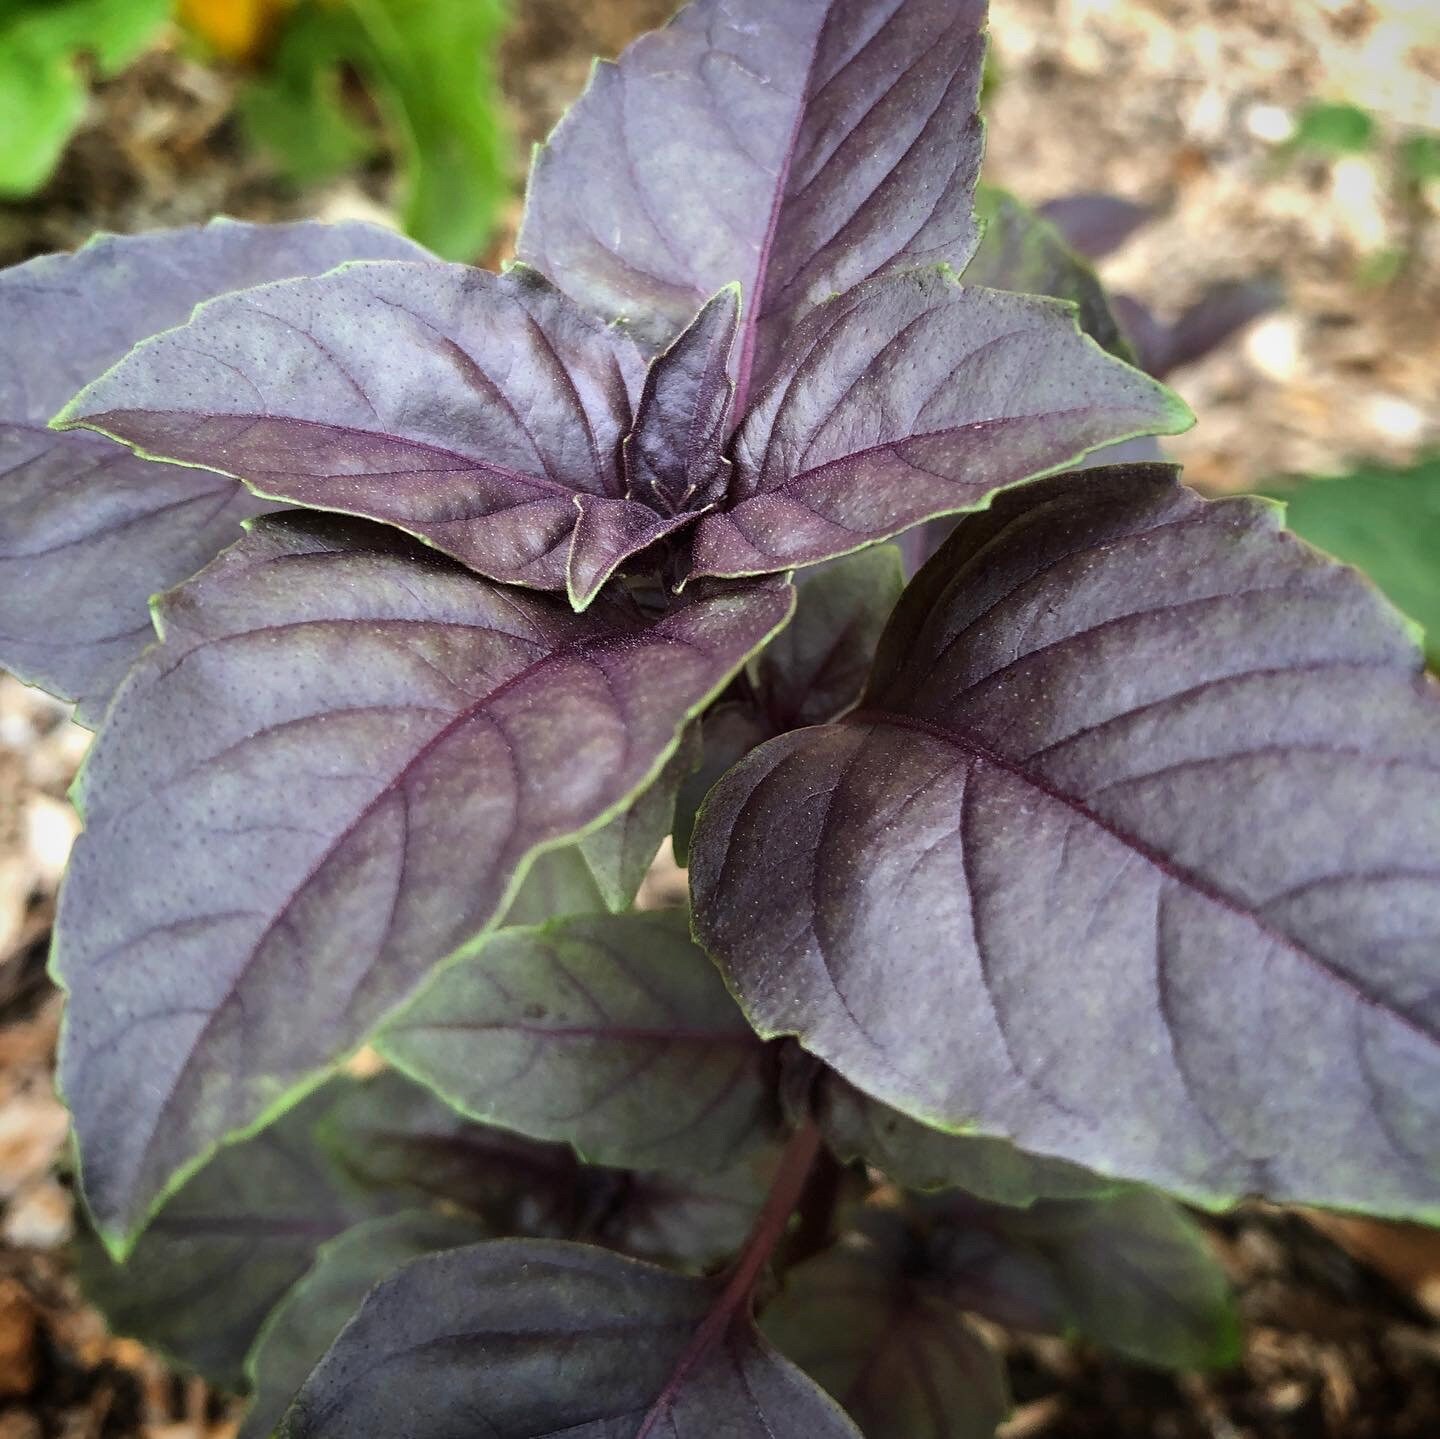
1037 192 1153 260
692 464 1440 1219
968 187 1133 360
277 1240 861 1438
623 285 739 518
818 1076 1116 1207
75 1070 500 1390
518 0 987 409
688 271 1193 578
753 545 906 729
240 1211 487 1439
55 513 793 1250
58 262 646 594
378 909 779 1172
925 1189 1240 1369
762 1241 1010 1439
0 218 427 722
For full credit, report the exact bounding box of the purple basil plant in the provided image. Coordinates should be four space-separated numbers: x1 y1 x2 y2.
1 1 1435 1434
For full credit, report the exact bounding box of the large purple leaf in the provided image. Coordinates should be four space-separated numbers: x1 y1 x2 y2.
518 0 987 410
0 218 427 722
761 1240 1009 1439
688 272 1192 578
57 261 646 595
55 513 793 1251
378 908 779 1172
692 464 1440 1219
277 1239 862 1438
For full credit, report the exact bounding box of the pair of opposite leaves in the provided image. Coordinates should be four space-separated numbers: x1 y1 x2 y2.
0 0 1432 1325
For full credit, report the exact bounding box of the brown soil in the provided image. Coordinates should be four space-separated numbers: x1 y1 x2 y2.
1 2 1437 1435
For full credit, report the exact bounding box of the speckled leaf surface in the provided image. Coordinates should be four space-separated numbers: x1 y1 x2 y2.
518 0 987 408
965 187 1131 359
380 908 778 1171
689 272 1191 577
277 1240 861 1438
0 218 427 721
57 261 646 593
762 1243 1009 1439
54 513 793 1250
692 464 1440 1218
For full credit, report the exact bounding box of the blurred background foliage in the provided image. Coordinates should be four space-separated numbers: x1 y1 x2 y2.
1 0 510 258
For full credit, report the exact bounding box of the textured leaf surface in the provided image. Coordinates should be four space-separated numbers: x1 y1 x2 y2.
518 0 986 407
689 272 1191 577
380 909 778 1171
693 464 1440 1218
278 1240 861 1438
966 187 1131 358
59 261 645 593
0 218 425 721
55 514 792 1248
240 1211 486 1439
501 726 699 924
1269 455 1440 667
926 1190 1240 1369
753 546 905 728
818 1077 1114 1207
762 1243 1009 1439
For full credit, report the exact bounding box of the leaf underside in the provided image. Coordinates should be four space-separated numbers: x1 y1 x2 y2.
692 463 1440 1219
55 512 792 1249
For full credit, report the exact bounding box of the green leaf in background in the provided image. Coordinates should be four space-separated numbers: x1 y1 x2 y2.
239 3 375 187
1268 454 1440 665
241 0 510 259
1292 100 1376 156
0 0 170 197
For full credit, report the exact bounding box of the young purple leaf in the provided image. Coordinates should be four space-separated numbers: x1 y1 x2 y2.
692 464 1440 1220
56 262 645 594
377 909 779 1172
762 1241 1010 1439
518 0 987 409
624 285 740 517
276 1240 862 1438
688 271 1193 578
55 513 793 1252
0 218 427 722
925 1189 1241 1370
